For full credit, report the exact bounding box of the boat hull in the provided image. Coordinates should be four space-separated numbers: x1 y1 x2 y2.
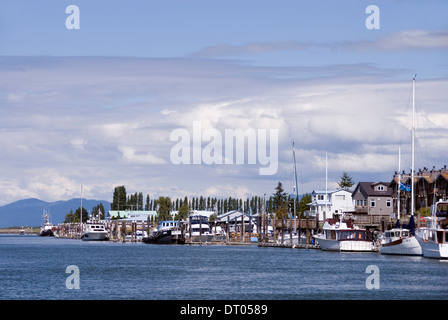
416 237 448 259
314 236 374 252
380 237 422 256
188 234 215 243
81 232 108 241
39 229 54 237
143 230 185 244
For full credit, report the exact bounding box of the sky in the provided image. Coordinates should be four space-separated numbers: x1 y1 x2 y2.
0 0 447 206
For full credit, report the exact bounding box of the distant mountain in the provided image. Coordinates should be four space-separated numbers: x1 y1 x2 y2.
0 198 111 228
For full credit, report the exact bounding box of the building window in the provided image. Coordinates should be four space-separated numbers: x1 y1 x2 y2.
318 195 324 200
386 199 391 207
370 199 376 207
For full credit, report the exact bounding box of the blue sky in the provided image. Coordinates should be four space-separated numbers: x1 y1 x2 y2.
0 1 447 205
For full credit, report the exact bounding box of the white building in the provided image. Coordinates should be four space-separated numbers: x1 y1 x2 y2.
307 189 354 221
108 210 157 222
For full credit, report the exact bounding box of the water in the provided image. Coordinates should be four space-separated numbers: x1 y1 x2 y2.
1 234 447 300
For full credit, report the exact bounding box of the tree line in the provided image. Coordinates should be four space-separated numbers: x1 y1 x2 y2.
110 184 312 220
64 172 354 223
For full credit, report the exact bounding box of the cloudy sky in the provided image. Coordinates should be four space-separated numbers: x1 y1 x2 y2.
0 0 447 205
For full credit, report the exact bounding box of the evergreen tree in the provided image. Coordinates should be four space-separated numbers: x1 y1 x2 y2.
338 172 355 190
273 182 287 212
157 196 172 221
112 186 127 211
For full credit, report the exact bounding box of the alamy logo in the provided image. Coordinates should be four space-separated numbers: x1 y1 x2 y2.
170 121 278 175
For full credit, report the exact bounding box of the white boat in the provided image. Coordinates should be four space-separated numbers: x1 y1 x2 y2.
81 220 109 241
186 213 215 243
380 227 422 255
39 210 55 237
280 232 307 245
415 200 448 259
380 138 421 255
313 214 375 252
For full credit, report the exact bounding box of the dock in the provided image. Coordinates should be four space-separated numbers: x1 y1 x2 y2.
258 242 320 249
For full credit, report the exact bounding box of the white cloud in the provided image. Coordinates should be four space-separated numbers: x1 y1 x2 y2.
0 56 447 205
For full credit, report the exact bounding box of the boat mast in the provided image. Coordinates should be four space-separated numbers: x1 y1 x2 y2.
292 142 299 233
325 152 328 218
80 185 83 234
411 74 416 217
397 146 401 224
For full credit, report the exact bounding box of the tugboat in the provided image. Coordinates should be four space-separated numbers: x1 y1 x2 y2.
39 210 54 237
142 220 185 244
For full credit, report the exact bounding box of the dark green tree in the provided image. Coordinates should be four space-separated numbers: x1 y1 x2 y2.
338 172 355 190
157 196 172 221
273 182 287 212
112 185 127 210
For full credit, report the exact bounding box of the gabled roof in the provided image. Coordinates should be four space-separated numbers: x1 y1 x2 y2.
352 182 393 197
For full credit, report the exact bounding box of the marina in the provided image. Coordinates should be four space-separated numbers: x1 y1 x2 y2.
1 233 447 300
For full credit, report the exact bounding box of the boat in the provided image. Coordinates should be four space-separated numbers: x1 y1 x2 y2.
142 220 185 244
380 144 422 255
380 226 422 255
39 210 55 236
415 200 448 259
280 142 307 246
186 213 215 243
313 213 375 252
81 220 109 241
281 232 307 245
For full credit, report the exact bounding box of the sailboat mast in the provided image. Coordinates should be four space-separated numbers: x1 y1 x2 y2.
398 146 401 222
411 74 416 216
80 185 83 233
292 142 298 233
325 152 328 217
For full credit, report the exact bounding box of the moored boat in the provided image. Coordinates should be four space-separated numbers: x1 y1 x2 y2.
186 213 214 243
380 226 422 256
415 200 448 259
313 214 374 252
142 220 184 244
81 220 109 241
39 210 54 237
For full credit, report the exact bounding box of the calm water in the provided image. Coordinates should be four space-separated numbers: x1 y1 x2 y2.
0 234 447 300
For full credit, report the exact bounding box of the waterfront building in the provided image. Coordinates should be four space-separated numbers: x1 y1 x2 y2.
108 210 158 222
389 166 448 215
307 189 354 221
352 182 394 218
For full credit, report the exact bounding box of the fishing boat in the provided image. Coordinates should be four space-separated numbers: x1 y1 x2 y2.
313 213 374 252
186 213 215 243
142 220 184 244
415 200 448 259
39 210 55 237
380 227 422 255
81 220 109 241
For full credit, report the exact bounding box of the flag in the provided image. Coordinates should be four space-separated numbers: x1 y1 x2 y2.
399 183 411 192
